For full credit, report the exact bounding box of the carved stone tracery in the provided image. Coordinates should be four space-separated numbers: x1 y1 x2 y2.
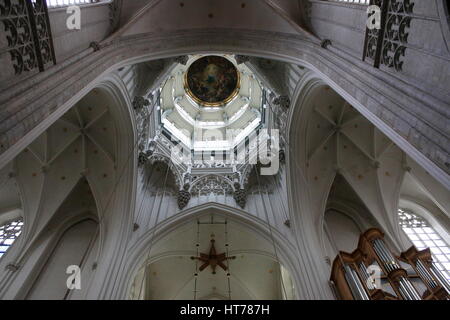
233 187 247 209
0 0 55 75
363 0 414 72
190 175 234 196
234 54 250 65
177 189 191 209
133 96 152 158
174 55 189 65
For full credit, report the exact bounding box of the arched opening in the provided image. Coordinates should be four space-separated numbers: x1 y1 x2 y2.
0 82 135 300
324 211 361 256
25 177 99 300
127 211 296 300
323 174 390 262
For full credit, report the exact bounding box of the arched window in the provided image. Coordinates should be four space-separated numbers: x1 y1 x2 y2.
398 208 450 281
0 218 23 258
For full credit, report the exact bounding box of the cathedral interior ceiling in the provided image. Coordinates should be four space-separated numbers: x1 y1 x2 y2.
0 0 449 302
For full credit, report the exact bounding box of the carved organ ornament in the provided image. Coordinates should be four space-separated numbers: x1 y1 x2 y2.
330 228 450 300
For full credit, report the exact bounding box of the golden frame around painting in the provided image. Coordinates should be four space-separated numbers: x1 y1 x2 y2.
184 56 241 107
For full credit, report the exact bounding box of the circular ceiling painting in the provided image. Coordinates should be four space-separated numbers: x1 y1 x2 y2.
185 56 240 106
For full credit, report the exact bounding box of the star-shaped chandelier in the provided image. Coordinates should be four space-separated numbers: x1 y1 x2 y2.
191 239 236 274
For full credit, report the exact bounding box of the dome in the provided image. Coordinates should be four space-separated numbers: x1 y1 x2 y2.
185 55 240 106
159 54 265 154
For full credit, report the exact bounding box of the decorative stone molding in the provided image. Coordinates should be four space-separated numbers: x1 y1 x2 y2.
320 39 332 49
177 185 191 209
174 55 189 65
234 55 250 64
182 172 192 188
132 96 150 111
279 149 286 164
271 95 289 140
190 175 234 196
5 263 19 272
192 161 230 169
233 187 247 209
1 28 447 188
239 164 254 189
90 41 101 52
148 152 184 189
132 96 152 158
138 150 153 166
273 95 290 109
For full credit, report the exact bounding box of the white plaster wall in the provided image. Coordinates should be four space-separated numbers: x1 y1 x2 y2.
308 0 450 103
49 3 112 62
324 210 361 256
26 219 98 299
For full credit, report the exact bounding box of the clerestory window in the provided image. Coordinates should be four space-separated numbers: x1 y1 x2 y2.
398 208 450 282
0 218 24 259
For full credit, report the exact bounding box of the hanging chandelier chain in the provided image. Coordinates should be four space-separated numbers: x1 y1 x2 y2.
224 220 232 300
193 220 200 300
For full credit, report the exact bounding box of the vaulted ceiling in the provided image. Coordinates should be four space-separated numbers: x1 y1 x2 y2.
129 217 294 300
117 0 309 38
5 88 119 242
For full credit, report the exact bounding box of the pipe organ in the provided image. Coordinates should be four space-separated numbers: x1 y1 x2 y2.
330 228 450 300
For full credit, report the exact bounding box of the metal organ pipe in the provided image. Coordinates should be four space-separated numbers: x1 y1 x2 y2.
430 264 450 294
398 281 415 300
371 239 420 300
331 229 449 300
401 280 413 299
403 277 421 300
373 240 390 264
344 265 369 300
359 262 375 290
351 267 370 300
416 260 438 289
372 241 395 272
374 239 400 269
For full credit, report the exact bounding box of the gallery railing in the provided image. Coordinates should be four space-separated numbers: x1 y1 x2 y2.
0 0 56 75
362 0 414 71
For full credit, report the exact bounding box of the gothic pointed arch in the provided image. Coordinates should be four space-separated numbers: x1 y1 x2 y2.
113 203 301 300
23 177 100 300
322 174 391 263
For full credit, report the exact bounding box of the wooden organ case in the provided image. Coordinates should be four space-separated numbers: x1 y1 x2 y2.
330 228 450 300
